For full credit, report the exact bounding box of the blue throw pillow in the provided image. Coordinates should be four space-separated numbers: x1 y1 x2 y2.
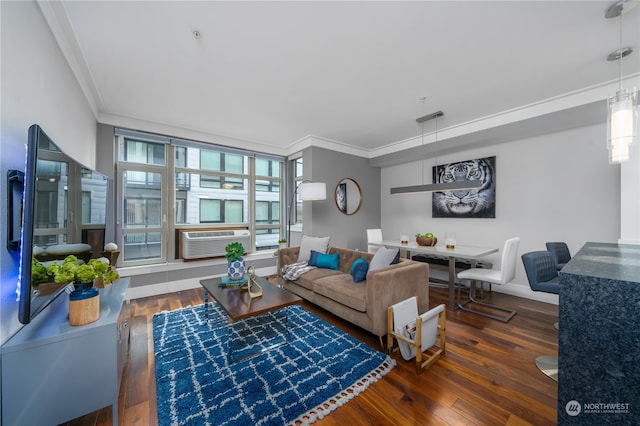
308 250 321 266
316 252 339 270
350 258 369 283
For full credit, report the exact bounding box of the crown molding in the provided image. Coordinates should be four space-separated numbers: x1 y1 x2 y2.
285 135 370 159
98 112 290 157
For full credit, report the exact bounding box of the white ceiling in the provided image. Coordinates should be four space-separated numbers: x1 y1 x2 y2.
42 1 640 158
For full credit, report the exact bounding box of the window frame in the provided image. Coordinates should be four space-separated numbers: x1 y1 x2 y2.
115 129 285 265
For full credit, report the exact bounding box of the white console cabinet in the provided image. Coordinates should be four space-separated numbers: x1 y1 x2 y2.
1 278 130 426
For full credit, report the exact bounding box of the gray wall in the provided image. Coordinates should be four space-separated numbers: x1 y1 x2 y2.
380 122 620 302
0 1 98 346
304 146 381 250
96 123 117 245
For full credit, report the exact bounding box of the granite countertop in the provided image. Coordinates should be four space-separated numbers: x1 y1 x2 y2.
560 242 640 284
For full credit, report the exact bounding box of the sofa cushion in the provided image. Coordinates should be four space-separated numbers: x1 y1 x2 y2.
329 247 374 274
297 235 331 262
293 268 342 290
350 258 369 283
316 252 339 270
368 247 400 275
313 274 367 312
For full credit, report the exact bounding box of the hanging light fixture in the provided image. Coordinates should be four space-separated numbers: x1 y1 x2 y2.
390 111 482 194
605 0 639 163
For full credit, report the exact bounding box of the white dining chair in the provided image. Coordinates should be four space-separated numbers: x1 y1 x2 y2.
456 237 520 322
366 228 383 253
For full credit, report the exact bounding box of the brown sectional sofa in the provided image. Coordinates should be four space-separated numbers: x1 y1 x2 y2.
278 246 429 338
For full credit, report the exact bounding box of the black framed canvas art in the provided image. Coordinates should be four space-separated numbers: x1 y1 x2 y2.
336 182 347 213
432 156 496 218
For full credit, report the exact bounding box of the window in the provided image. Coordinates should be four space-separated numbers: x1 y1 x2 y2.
124 139 165 166
119 135 167 264
116 129 284 265
256 158 281 192
200 199 244 223
256 201 280 224
81 191 91 224
175 198 187 224
200 150 244 190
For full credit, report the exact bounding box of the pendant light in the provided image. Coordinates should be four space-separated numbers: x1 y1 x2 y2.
390 111 482 194
605 0 639 163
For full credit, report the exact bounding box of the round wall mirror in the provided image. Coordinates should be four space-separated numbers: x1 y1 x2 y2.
334 178 362 215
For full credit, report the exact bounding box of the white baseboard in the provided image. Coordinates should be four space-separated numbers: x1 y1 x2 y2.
486 282 559 305
429 267 558 305
125 266 277 300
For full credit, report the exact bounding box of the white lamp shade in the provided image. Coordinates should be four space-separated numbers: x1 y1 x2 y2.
298 182 326 201
607 88 638 163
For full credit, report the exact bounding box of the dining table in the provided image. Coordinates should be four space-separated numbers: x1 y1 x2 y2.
369 240 499 310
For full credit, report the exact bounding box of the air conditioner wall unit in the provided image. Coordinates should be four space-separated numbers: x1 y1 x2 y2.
181 229 251 260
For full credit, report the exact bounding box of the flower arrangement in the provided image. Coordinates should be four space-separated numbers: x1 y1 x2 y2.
225 242 245 262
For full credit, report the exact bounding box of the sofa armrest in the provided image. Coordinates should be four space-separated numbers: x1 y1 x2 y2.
366 260 429 336
278 246 300 275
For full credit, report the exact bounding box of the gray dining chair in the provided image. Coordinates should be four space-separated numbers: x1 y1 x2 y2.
456 237 520 322
545 242 571 271
522 250 559 381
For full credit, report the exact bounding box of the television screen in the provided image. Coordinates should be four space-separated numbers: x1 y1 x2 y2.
16 125 109 324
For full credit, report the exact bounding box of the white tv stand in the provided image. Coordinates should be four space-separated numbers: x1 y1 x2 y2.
1 278 130 425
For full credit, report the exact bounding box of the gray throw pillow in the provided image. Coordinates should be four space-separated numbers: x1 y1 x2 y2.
368 247 400 275
297 235 331 262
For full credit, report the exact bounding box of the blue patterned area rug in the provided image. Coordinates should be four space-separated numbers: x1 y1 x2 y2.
153 303 395 426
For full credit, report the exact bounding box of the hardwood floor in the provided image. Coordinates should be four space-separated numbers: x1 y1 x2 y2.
63 283 558 425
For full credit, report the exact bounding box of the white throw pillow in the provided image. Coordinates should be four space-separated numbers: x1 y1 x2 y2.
368 247 399 274
297 235 331 262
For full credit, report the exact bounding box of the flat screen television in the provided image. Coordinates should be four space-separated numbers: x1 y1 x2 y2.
15 124 109 324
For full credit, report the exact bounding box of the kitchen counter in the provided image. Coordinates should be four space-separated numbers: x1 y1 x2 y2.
558 242 640 424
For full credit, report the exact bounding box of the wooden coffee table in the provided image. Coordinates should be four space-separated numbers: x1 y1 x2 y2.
199 275 302 362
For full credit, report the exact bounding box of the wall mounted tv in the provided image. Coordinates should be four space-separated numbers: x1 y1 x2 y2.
13 124 109 324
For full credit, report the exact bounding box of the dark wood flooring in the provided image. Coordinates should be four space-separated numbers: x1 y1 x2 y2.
62 283 558 425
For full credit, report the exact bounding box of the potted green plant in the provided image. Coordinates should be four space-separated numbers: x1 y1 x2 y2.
46 255 119 289
225 242 246 280
277 238 287 249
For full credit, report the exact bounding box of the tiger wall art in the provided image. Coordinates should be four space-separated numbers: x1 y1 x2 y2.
432 156 496 218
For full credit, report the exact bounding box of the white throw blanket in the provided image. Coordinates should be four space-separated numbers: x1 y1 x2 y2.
281 261 316 281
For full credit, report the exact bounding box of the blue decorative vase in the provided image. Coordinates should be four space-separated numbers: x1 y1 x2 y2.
227 258 246 280
70 281 99 300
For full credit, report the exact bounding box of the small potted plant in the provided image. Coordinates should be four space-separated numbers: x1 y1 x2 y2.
46 255 119 289
225 242 246 280
92 259 120 288
277 238 287 249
